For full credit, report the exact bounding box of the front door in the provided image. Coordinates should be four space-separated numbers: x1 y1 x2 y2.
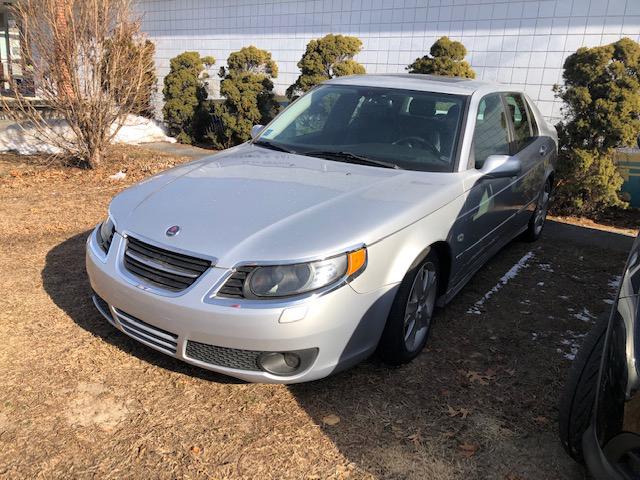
450 93 517 285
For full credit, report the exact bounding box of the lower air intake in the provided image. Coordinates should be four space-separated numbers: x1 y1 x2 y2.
185 341 261 371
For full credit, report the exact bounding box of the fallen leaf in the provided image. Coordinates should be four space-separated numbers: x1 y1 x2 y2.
447 405 471 419
322 414 341 426
190 446 201 455
458 442 479 457
466 371 489 385
407 431 424 447
534 416 549 425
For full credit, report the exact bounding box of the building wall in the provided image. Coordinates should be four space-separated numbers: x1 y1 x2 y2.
136 0 640 121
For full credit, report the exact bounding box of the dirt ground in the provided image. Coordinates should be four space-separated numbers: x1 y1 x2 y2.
0 146 636 479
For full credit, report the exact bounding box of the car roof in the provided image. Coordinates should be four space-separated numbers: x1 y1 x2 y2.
325 74 510 96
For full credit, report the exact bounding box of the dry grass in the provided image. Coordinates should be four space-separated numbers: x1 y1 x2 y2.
0 146 630 479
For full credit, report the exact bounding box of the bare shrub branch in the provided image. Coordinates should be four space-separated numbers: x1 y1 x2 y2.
1 0 155 168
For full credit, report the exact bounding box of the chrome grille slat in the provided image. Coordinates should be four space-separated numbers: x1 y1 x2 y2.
92 292 116 326
120 324 177 352
217 267 255 298
123 236 211 292
98 224 115 254
124 258 193 290
113 308 178 354
114 309 179 343
127 239 210 271
125 249 200 279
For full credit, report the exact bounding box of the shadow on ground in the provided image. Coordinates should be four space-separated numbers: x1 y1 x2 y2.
41 230 241 384
40 222 633 478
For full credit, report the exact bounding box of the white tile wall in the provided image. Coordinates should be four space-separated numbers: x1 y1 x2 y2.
135 0 640 121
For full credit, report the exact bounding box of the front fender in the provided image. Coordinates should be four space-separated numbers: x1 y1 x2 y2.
348 196 461 294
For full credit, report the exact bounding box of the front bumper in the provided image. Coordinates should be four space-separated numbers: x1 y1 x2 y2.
86 227 397 383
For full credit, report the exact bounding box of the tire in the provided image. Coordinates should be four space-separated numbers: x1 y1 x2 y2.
523 178 551 242
378 251 439 366
558 315 609 463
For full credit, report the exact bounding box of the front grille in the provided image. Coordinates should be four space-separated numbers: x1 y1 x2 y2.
185 340 261 371
123 236 211 292
113 307 178 354
216 266 255 298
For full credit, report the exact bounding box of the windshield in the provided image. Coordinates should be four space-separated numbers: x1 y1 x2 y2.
255 84 466 172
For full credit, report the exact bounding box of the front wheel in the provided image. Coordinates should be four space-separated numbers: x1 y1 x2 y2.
378 252 439 365
523 178 551 242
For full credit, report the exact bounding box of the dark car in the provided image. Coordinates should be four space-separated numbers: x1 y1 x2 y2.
559 232 640 478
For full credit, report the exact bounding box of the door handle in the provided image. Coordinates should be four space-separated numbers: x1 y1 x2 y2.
539 145 547 156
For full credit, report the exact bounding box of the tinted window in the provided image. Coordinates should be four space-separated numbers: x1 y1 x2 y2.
473 93 510 167
505 93 534 151
257 85 466 172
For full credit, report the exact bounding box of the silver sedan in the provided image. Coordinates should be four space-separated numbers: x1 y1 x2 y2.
86 74 557 383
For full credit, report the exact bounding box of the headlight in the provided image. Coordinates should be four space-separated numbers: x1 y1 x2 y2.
245 248 367 298
98 216 115 253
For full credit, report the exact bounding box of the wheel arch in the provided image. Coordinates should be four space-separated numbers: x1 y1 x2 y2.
389 240 453 301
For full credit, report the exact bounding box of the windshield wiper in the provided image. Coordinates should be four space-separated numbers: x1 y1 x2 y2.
253 140 296 154
302 150 402 170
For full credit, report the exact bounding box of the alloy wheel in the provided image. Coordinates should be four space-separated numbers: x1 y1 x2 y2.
403 262 437 352
534 182 551 235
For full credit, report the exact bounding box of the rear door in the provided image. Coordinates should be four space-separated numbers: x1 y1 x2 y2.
502 92 548 228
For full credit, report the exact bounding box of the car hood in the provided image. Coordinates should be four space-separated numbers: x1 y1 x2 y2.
110 144 465 267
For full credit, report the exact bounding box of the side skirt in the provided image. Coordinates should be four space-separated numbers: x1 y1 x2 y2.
437 223 529 307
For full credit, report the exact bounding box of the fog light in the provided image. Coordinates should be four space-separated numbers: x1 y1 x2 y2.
258 352 300 375
257 348 318 376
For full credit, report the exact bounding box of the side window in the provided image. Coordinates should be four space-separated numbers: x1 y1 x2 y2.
473 93 510 168
524 97 539 136
505 93 534 151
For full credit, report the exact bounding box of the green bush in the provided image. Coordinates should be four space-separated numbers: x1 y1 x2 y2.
211 46 280 148
553 37 640 215
286 34 366 100
162 52 215 144
407 36 475 78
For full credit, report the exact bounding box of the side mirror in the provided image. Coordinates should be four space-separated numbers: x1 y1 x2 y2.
251 124 264 140
479 155 521 179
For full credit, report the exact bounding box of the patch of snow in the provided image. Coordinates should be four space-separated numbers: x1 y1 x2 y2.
609 275 622 290
573 308 596 323
558 330 588 361
602 275 622 306
0 115 175 155
113 116 176 145
538 263 554 273
467 251 535 315
537 282 544 287
109 171 126 180
559 295 570 300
